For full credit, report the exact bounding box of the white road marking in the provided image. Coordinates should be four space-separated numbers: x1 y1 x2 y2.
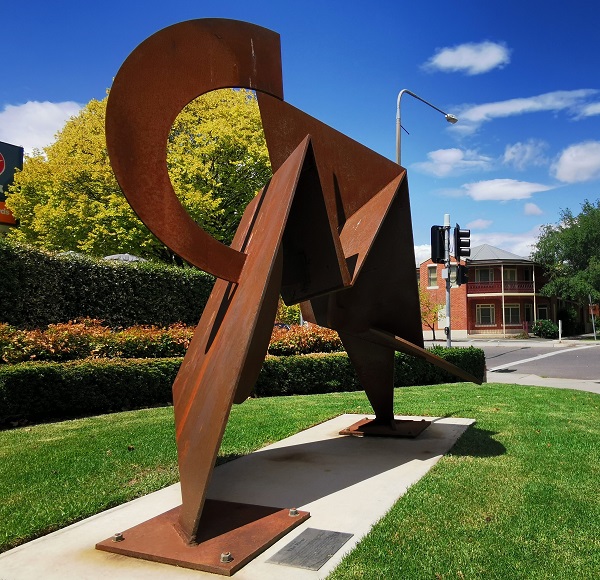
488 345 598 372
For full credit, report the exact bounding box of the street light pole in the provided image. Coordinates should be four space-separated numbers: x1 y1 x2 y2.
395 89 458 165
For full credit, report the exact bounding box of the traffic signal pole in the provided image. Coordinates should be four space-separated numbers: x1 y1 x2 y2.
444 214 452 347
431 217 470 348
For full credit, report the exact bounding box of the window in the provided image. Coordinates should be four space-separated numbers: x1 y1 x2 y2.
504 304 520 325
427 265 437 288
538 305 549 320
475 268 494 282
524 303 533 322
476 304 495 326
504 268 517 282
522 268 532 281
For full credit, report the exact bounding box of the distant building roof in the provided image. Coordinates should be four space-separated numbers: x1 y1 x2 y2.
467 244 533 264
103 253 147 262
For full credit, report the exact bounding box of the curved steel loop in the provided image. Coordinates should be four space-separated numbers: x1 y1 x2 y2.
106 19 284 282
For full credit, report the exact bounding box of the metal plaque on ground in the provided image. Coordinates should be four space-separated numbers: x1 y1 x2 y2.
266 528 353 570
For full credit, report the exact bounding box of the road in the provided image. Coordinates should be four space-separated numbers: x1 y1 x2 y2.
470 343 599 381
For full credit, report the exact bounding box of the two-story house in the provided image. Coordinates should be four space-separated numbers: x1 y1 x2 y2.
419 243 581 339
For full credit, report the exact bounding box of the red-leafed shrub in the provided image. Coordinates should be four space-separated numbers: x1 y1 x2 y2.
268 324 343 356
0 320 194 364
1 320 344 364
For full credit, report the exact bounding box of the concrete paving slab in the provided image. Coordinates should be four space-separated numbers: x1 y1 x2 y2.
0 414 474 580
488 370 600 394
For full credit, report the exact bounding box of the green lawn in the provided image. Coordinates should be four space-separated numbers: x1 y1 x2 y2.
2 383 599 579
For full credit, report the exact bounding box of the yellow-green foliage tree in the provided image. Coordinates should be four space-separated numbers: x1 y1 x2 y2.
419 285 443 341
6 89 271 260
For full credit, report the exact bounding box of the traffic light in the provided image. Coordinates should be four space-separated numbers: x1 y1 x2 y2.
456 264 468 286
431 225 445 263
453 224 471 260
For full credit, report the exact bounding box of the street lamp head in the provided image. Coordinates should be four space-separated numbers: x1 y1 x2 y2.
396 89 459 165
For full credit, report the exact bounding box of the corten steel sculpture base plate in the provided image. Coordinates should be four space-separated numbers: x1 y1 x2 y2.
339 417 432 438
96 500 309 576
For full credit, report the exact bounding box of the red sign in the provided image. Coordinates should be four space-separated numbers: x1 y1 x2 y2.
0 152 5 176
0 201 17 225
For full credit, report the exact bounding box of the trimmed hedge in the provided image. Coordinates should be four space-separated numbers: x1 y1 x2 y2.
0 239 214 328
0 320 194 364
0 347 485 427
0 321 345 364
0 358 180 427
268 325 343 356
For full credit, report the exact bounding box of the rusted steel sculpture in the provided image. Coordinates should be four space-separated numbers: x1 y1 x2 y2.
96 19 479 574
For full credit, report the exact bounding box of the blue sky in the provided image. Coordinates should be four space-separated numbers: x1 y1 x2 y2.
2 0 600 263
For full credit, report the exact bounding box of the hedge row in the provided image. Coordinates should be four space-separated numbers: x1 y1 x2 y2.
0 347 485 427
0 240 214 328
0 320 344 364
0 320 194 364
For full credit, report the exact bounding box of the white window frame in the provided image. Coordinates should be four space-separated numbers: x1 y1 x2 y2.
538 305 549 320
504 303 520 325
427 265 438 288
476 304 495 326
504 268 517 282
475 268 494 283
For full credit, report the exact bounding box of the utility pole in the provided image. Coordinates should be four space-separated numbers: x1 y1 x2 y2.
590 294 597 341
444 213 451 347
431 217 470 348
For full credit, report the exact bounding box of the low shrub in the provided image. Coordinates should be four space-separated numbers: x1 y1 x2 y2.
0 321 343 364
268 324 343 355
0 358 180 427
0 320 194 364
531 319 559 339
0 348 485 427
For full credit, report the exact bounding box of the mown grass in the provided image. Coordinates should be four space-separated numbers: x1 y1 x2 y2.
2 383 599 579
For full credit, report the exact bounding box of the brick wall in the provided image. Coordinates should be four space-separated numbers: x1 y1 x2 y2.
420 257 468 331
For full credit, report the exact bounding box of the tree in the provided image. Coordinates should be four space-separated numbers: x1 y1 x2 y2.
6 89 271 261
167 89 272 244
532 199 600 304
419 286 444 341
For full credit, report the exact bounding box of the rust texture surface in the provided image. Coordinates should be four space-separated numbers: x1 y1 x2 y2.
339 417 432 438
96 500 309 576
102 17 480 573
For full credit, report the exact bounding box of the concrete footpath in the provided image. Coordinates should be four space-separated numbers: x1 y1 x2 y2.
0 414 474 580
435 335 599 350
487 369 600 394
435 336 600 395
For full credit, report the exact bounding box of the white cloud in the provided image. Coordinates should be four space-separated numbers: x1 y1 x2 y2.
0 101 82 155
414 244 432 266
576 102 600 118
552 141 600 183
466 219 492 230
454 89 598 134
462 178 554 201
424 41 510 75
503 139 549 170
413 148 492 177
471 226 541 258
524 202 543 216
